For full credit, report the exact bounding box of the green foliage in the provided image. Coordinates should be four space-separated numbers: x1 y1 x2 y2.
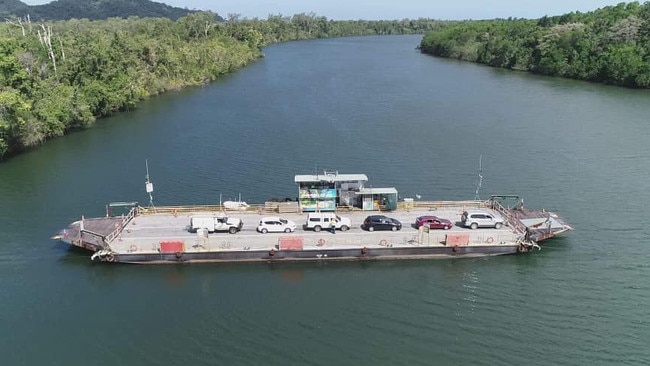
420 1 650 88
0 88 32 155
0 12 444 160
0 38 30 90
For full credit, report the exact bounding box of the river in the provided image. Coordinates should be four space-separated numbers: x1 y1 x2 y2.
0 35 648 365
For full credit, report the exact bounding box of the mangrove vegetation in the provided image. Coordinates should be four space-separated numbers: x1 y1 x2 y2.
420 2 650 88
0 13 444 160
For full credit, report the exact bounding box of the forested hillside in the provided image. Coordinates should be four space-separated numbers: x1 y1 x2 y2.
0 13 444 160
0 0 27 17
420 2 650 88
0 0 198 21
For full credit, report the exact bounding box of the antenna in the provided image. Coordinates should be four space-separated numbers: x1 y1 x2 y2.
474 155 483 201
145 159 155 207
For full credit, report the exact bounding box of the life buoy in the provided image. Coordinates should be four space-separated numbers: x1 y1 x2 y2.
269 249 276 257
361 247 369 255
517 244 527 253
129 245 137 252
175 251 182 258
106 254 115 262
452 245 459 253
172 209 178 217
317 238 326 246
486 237 494 244
379 239 388 246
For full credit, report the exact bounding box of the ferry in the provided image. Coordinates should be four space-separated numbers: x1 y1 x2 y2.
52 171 572 264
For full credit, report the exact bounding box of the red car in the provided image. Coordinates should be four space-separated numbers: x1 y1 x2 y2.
414 215 453 230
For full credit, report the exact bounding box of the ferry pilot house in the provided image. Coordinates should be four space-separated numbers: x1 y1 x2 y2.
295 172 398 212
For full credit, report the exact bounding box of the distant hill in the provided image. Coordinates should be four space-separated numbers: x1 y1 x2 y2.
0 0 28 17
0 0 218 21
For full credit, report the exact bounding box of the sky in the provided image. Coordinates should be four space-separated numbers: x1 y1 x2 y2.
22 1 624 20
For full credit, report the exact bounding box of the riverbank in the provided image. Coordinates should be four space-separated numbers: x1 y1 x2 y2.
419 3 650 88
0 15 442 161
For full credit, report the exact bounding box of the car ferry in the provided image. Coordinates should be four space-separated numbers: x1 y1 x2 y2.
52 172 572 264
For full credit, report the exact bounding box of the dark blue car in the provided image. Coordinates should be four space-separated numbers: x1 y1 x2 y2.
362 215 402 232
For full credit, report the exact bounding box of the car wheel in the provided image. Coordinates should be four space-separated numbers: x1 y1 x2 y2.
368 226 374 232
391 226 397 232
284 228 291 233
314 225 321 232
261 228 268 234
229 227 238 234
340 225 349 232
444 225 450 230
495 223 503 229
470 223 478 230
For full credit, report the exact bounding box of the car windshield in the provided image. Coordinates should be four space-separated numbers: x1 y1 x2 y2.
280 219 287 224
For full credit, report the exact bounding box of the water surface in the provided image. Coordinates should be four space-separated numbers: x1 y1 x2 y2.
0 35 648 365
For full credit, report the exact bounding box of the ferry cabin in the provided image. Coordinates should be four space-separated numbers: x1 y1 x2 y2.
295 172 367 211
294 172 399 212
356 187 398 211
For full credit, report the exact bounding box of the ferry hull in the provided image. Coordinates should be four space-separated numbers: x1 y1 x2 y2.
102 245 519 264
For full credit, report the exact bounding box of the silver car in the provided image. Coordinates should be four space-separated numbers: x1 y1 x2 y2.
461 210 504 229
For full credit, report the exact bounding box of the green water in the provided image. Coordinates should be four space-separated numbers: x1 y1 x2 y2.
0 35 648 365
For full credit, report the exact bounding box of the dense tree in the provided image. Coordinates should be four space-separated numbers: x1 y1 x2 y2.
0 13 445 160
420 1 650 88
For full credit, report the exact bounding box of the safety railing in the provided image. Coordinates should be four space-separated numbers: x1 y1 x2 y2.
398 200 488 211
105 207 138 245
489 198 526 235
135 200 494 216
136 204 275 215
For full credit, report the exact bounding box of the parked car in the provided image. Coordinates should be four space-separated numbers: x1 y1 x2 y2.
189 216 243 234
362 215 402 232
461 210 504 229
414 215 453 230
257 217 297 233
305 212 351 232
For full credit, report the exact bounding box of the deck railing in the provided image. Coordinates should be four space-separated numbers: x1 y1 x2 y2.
398 200 488 211
134 200 494 216
104 207 138 245
136 204 265 215
489 199 526 235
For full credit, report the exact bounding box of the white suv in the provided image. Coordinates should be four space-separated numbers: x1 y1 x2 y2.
257 217 297 233
305 212 351 232
461 210 504 229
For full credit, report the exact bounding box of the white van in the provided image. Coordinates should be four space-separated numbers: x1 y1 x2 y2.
189 216 243 234
305 212 351 232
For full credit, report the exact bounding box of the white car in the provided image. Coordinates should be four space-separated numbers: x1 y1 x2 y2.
257 217 297 233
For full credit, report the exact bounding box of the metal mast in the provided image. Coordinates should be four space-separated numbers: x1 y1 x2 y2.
145 159 155 207
474 155 483 201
